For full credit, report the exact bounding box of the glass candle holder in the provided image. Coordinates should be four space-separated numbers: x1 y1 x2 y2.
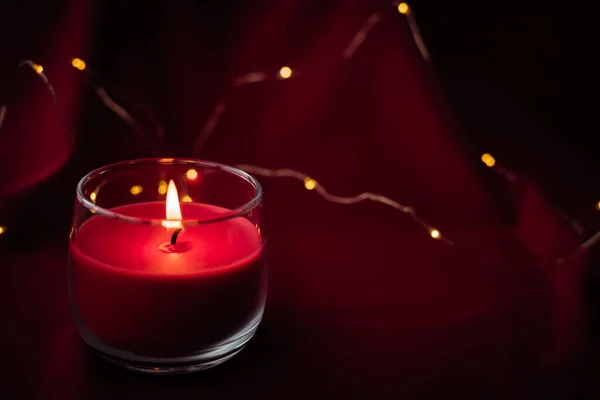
68 159 267 374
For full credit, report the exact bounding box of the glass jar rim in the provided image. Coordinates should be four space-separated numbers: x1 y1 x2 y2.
76 158 263 226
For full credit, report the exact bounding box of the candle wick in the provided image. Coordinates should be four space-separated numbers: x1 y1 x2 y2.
171 228 183 245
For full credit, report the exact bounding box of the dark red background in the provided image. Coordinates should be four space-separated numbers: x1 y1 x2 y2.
0 1 596 398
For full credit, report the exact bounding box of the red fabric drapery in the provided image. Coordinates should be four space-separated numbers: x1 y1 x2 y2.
0 0 588 397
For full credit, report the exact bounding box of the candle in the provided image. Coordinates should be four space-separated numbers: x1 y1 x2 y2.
69 160 267 372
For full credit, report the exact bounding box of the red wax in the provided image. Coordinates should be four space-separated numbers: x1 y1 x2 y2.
69 202 266 357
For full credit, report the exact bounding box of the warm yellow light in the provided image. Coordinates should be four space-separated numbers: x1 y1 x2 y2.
71 58 86 71
398 2 410 14
32 64 44 74
279 66 292 79
158 180 168 195
0 226 6 235
90 192 97 202
304 177 317 190
481 153 496 167
596 201 600 210
186 169 198 180
181 195 192 203
162 180 183 228
130 185 143 196
430 229 441 239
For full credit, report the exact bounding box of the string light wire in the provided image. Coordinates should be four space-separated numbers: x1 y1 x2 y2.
187 2 452 242
581 231 600 252
18 59 76 144
70 58 155 140
193 100 227 155
343 12 383 59
394 1 431 61
0 105 7 130
2 2 597 254
236 164 453 244
232 72 269 87
93 86 146 139
18 59 58 106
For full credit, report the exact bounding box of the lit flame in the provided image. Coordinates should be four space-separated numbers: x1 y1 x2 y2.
162 180 182 228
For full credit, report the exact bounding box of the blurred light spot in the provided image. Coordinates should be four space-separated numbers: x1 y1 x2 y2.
0 226 6 235
398 2 410 14
304 177 317 190
596 201 600 210
130 185 143 196
186 169 198 181
279 66 292 79
159 158 174 163
181 195 192 203
90 192 97 202
158 180 168 195
90 209 96 214
71 58 86 71
32 64 44 74
481 153 496 167
430 229 440 239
